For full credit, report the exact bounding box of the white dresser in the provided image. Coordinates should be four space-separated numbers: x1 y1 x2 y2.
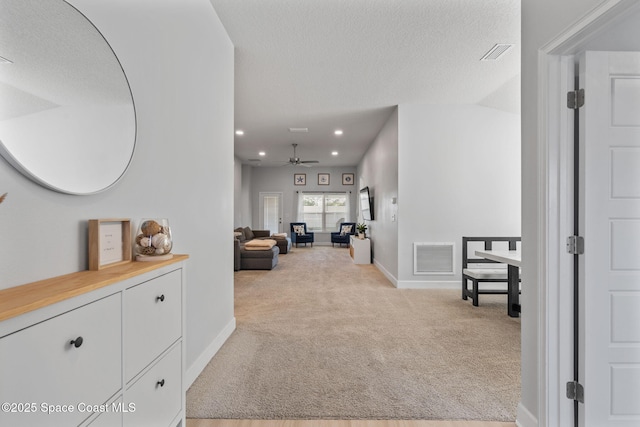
0 255 188 427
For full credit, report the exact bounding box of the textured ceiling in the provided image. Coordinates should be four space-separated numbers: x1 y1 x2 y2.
0 0 132 120
210 0 521 167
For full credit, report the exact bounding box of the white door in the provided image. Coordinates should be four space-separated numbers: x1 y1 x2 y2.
579 51 640 426
259 192 283 235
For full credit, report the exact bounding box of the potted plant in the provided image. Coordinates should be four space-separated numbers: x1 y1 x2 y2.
356 223 367 239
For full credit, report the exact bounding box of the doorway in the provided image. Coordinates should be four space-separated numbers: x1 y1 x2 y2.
259 192 283 235
541 2 640 426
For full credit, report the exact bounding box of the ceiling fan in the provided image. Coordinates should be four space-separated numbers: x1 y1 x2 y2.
284 143 318 167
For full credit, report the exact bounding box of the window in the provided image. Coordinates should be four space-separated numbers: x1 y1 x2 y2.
299 192 350 232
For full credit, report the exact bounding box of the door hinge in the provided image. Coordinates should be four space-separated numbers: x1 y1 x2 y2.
566 235 584 255
567 89 585 109
566 381 584 403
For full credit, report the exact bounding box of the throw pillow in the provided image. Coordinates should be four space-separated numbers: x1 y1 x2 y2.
293 225 305 235
243 226 255 240
340 224 353 236
234 227 246 242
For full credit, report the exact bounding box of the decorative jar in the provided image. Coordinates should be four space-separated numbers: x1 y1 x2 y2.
134 218 173 261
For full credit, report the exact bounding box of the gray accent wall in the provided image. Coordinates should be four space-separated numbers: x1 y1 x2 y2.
357 108 399 282
0 0 234 383
240 165 357 243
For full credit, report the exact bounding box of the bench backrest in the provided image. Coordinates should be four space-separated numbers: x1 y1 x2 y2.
462 236 521 269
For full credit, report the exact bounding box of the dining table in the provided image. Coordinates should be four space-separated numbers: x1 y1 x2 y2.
475 249 521 317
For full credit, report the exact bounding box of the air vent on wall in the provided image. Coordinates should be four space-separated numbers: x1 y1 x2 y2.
414 242 455 275
289 127 308 133
480 44 513 61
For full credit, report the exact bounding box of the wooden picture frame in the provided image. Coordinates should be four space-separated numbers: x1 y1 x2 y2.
294 173 306 186
88 218 132 270
342 173 355 185
318 173 330 185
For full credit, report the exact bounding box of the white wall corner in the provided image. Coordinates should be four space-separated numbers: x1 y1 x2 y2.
373 258 398 287
185 316 236 388
516 402 538 427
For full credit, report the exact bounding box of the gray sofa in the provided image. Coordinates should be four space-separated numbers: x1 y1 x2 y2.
234 227 286 271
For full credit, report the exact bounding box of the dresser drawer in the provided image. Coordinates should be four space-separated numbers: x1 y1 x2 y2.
0 294 121 427
84 397 123 427
124 269 182 381
124 343 182 427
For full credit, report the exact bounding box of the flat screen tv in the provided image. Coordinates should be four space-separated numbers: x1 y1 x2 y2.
359 186 373 221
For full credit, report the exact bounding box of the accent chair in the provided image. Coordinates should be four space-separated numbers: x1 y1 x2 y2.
330 222 356 247
290 222 314 247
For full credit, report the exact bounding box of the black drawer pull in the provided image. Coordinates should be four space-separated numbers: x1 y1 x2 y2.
157 379 165 387
70 336 83 348
156 294 165 302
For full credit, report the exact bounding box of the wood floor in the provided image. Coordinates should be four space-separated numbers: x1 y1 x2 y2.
187 420 517 427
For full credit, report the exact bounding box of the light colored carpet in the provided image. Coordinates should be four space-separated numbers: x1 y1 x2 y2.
187 246 521 421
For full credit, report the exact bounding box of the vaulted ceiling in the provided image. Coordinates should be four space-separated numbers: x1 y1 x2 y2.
210 0 521 167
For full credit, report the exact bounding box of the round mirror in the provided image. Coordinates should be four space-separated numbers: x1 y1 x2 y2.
0 0 136 195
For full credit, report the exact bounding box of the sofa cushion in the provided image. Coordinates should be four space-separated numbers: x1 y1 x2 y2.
292 225 305 235
241 245 279 258
463 268 513 280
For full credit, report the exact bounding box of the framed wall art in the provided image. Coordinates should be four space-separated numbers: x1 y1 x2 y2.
88 218 132 270
294 173 306 185
318 173 330 185
342 173 355 185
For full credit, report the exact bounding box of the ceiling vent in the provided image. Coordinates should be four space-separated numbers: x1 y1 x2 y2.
480 44 513 61
289 127 308 133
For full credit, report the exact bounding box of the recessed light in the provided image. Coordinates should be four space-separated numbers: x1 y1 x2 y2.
331 151 339 156
258 151 266 156
334 130 343 136
235 130 244 136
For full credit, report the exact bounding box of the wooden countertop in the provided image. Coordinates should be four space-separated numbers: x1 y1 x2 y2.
0 254 189 322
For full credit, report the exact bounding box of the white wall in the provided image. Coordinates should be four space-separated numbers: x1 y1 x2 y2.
358 108 399 282
0 0 235 384
397 104 521 287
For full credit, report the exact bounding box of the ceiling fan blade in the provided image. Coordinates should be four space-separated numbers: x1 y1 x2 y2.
284 144 317 166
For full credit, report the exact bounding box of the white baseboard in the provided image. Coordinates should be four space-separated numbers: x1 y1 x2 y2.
185 316 236 388
516 402 538 427
396 280 459 289
373 258 398 287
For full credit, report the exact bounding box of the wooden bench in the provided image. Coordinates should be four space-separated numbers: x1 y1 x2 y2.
462 236 521 306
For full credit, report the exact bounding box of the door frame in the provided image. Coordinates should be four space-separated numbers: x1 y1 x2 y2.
258 191 283 234
539 1 640 425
